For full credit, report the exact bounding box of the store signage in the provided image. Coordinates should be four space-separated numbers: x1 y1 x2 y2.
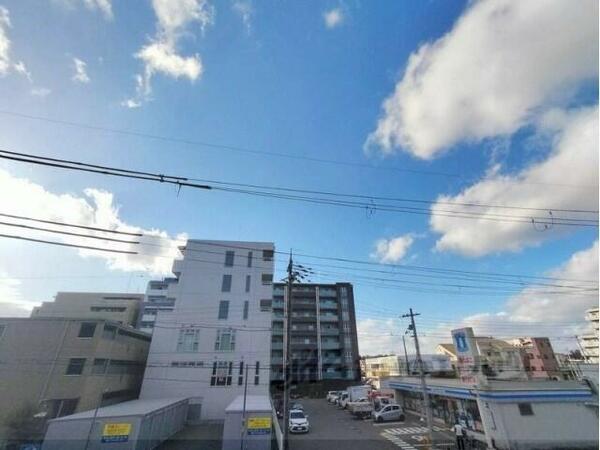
452 327 479 386
247 416 272 435
101 423 131 443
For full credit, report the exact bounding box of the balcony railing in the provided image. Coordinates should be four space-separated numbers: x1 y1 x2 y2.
320 315 339 322
272 342 283 350
322 372 343 379
321 341 341 349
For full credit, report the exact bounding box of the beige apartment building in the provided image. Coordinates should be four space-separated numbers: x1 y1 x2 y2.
0 317 150 439
31 292 144 326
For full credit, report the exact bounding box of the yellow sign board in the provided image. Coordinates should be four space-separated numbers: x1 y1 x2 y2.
247 417 271 429
102 423 132 442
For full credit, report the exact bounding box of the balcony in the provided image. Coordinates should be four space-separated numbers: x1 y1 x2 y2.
272 342 283 350
320 328 339 336
322 357 342 364
292 315 317 322
319 301 338 310
272 328 284 335
321 341 341 350
271 356 283 365
320 315 339 322
322 372 343 380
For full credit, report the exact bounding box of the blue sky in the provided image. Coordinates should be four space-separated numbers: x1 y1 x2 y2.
0 0 597 354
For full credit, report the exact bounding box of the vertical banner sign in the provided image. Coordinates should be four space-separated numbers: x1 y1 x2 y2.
451 327 479 386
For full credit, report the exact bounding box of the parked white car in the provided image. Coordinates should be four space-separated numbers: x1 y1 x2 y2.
337 392 349 408
372 404 405 423
326 391 339 403
289 409 310 433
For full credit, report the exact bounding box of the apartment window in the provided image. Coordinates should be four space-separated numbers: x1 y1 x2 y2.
245 275 251 293
261 273 273 285
92 358 108 374
254 361 260 385
225 251 235 267
243 301 249 320
238 361 244 385
260 299 272 312
65 358 86 375
262 249 274 261
210 361 232 386
221 274 232 292
78 322 97 338
247 251 253 267
102 324 117 339
215 329 236 351
177 328 200 352
518 403 534 416
90 306 126 312
218 301 230 320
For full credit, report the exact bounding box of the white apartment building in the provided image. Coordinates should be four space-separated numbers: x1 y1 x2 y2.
137 277 179 334
139 240 274 421
579 307 599 363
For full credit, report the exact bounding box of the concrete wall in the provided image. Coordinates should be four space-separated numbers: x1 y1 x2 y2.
140 240 273 421
488 401 599 449
0 318 150 438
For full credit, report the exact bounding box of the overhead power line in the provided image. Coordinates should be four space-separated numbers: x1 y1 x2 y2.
0 233 138 254
0 212 143 236
0 149 597 227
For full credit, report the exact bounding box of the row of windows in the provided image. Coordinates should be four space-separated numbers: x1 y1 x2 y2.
77 322 151 342
210 361 261 386
217 300 250 320
221 274 273 292
65 357 143 376
224 249 274 268
176 328 237 352
90 306 127 312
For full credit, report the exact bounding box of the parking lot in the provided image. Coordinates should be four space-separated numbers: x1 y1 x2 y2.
288 398 456 450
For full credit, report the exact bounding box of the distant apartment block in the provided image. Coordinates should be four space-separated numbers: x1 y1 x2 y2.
0 318 150 436
270 282 360 383
137 278 179 333
363 354 452 382
437 336 526 380
140 240 274 421
31 292 144 327
509 337 561 379
579 307 599 363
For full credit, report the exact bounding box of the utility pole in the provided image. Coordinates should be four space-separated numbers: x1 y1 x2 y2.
283 251 294 450
402 334 410 376
240 362 249 450
402 309 434 449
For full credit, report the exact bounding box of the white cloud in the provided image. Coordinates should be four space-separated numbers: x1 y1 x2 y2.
431 106 598 257
365 0 598 159
72 57 90 83
123 0 213 108
0 168 186 275
232 0 253 34
371 234 414 263
357 241 598 355
30 87 51 97
83 0 113 19
507 241 598 324
0 274 38 317
0 6 30 80
55 0 113 20
323 8 343 29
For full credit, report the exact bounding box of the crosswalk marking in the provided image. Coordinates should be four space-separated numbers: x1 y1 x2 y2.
383 425 447 435
381 432 417 450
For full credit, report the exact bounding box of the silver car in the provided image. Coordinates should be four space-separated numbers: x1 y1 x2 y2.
372 404 405 423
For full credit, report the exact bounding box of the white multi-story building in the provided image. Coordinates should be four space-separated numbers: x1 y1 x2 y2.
139 240 274 421
579 307 599 363
137 277 179 333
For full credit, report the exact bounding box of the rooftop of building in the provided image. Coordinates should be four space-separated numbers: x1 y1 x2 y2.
54 292 144 300
47 397 189 422
382 376 594 392
225 395 272 412
0 317 151 336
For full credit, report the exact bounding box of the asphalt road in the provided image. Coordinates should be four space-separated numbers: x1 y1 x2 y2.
288 399 455 450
